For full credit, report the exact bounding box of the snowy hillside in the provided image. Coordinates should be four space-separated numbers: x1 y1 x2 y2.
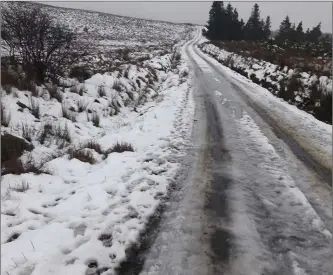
1 2 194 75
1 3 197 275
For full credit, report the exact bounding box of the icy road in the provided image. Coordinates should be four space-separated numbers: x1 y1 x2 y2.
117 28 332 275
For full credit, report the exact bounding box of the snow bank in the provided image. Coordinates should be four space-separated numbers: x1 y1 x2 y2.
1 50 195 275
199 42 332 124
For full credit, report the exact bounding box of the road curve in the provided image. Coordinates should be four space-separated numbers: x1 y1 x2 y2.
118 28 332 275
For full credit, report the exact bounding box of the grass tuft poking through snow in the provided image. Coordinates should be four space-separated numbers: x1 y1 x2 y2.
84 140 103 155
9 180 30 193
105 141 134 155
1 102 11 127
68 148 96 164
62 103 77 122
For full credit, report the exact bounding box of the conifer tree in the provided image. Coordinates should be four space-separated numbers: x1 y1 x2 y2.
225 3 233 40
295 21 304 41
276 15 292 42
308 22 322 42
206 1 224 40
263 16 271 39
245 3 265 40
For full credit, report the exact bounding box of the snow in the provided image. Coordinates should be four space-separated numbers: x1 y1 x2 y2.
237 114 330 237
199 42 332 114
196 45 332 172
223 111 332 274
1 45 195 275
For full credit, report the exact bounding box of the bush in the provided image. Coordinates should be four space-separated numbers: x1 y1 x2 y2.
1 133 34 167
2 2 77 84
224 55 235 68
170 50 181 69
28 82 39 97
68 148 95 164
2 154 50 176
69 66 92 82
309 81 322 105
104 142 134 155
314 92 332 124
46 84 63 102
278 78 294 102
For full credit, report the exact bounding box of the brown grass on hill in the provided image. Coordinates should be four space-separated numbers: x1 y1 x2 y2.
210 40 332 77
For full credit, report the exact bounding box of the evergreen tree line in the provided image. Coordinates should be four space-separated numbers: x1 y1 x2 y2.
205 1 326 43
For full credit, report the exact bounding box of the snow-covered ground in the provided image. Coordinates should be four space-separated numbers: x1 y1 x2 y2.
199 42 332 123
1 35 196 275
193 41 332 173
1 2 195 76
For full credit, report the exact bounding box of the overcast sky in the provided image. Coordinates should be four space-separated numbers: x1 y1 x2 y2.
45 1 332 33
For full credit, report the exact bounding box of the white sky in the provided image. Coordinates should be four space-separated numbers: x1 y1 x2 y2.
44 1 332 33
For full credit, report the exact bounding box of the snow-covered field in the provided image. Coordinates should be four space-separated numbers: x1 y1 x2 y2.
0 2 194 76
1 3 197 274
1 50 195 275
199 42 332 123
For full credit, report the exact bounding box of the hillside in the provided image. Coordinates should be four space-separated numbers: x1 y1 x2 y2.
1 3 196 275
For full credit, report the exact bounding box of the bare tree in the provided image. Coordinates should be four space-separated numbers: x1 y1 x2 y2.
1 2 77 84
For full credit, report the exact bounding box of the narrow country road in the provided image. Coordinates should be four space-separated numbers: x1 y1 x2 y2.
118 28 332 275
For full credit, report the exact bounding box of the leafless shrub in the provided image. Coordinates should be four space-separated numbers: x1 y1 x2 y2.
62 103 76 122
2 2 77 84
